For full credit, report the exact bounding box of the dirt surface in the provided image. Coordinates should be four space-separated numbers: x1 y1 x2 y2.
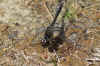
0 0 100 66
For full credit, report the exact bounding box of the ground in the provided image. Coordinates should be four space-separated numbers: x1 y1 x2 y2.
0 0 100 66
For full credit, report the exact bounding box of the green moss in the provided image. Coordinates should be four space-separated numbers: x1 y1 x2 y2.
65 10 72 19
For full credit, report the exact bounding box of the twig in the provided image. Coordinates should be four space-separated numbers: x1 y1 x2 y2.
42 0 54 21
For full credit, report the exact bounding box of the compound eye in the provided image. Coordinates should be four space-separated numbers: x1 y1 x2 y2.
41 39 47 43
41 39 49 48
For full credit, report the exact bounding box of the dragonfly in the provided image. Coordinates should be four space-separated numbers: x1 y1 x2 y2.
41 0 67 52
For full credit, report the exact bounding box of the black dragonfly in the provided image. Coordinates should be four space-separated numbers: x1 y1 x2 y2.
41 0 67 52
